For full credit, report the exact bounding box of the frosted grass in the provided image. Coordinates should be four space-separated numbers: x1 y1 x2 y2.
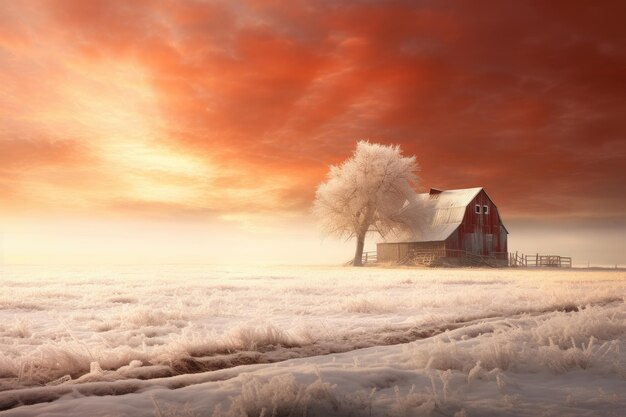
0 264 624 416
0 265 624 393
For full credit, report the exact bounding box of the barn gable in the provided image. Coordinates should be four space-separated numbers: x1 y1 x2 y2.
455 188 508 254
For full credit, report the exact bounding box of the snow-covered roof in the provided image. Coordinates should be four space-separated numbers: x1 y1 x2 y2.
385 187 483 243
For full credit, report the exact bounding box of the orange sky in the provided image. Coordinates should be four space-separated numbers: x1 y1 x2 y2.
1 0 625 265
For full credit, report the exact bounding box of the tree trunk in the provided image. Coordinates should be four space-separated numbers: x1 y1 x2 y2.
353 234 365 266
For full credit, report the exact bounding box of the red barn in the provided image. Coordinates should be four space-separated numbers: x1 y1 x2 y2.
377 187 508 266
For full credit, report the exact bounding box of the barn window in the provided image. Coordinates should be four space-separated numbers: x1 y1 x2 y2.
475 204 481 214
483 205 489 214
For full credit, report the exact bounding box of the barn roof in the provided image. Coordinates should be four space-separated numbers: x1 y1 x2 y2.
385 187 484 243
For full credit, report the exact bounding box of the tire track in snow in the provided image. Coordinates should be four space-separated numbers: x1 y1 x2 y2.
0 297 622 412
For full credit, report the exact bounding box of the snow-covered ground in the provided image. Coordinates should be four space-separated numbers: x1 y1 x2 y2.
0 265 624 416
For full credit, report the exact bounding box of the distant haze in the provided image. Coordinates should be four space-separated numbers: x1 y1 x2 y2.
0 1 624 266
1 216 623 268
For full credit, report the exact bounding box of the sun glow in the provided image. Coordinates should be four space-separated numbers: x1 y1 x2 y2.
35 60 218 207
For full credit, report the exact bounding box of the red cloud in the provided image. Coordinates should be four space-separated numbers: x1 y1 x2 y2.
1 0 624 221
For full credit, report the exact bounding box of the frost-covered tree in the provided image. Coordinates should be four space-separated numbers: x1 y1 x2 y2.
313 141 419 266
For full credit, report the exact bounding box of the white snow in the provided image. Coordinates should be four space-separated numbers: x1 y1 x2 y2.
0 265 624 416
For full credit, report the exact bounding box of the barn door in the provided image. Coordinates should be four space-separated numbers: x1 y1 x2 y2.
463 233 481 254
485 234 494 255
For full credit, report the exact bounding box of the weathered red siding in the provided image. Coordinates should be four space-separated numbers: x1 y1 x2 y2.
446 190 507 256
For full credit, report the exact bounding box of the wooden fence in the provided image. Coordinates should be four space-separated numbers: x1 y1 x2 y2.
362 251 377 264
363 249 572 268
362 249 507 267
509 252 572 268
445 249 508 266
509 251 526 267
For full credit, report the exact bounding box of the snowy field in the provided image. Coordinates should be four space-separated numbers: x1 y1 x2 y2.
0 265 624 416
